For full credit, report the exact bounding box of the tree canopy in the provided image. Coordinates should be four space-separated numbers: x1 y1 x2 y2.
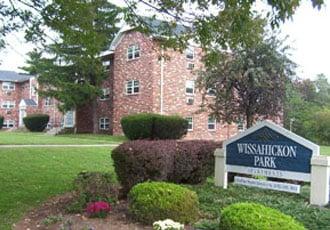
198 34 296 128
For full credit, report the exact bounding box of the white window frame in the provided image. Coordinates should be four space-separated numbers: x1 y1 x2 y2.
187 62 195 70
186 117 193 131
126 80 139 95
1 101 15 109
206 87 216 97
45 97 52 106
100 88 110 101
3 120 15 128
99 117 110 130
2 82 15 91
208 116 216 131
127 44 140 60
185 80 195 95
185 46 195 60
102 60 111 71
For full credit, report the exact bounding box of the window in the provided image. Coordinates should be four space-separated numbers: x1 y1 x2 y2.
45 97 53 106
237 119 245 132
100 88 110 100
127 44 140 60
126 80 139 95
187 62 194 70
3 120 14 128
99 117 110 130
1 101 15 109
185 80 195 95
2 82 15 91
186 117 193 131
207 87 216 97
31 85 37 96
185 46 194 60
208 116 216 131
102 60 111 71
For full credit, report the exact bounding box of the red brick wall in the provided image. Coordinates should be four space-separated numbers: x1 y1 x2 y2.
112 31 158 134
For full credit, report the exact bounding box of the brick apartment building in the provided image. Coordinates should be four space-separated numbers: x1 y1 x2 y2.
0 70 66 129
75 25 251 141
1 24 281 141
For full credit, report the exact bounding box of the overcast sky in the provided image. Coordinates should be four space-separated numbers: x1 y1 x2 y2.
0 1 329 80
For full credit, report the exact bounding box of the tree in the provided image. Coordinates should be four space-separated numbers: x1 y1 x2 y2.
22 0 121 133
198 34 295 128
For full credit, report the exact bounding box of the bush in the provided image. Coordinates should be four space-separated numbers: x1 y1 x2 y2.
112 140 177 194
171 140 219 184
220 203 306 230
68 171 118 213
86 201 111 218
128 182 199 224
23 114 49 132
73 171 118 202
0 116 3 129
310 109 330 144
112 140 219 194
121 113 188 140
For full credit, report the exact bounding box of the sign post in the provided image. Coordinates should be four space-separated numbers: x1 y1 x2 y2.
214 120 330 206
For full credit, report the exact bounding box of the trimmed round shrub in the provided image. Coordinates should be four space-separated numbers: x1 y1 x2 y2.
0 116 3 129
112 140 177 194
220 203 306 230
23 114 49 132
128 182 199 224
111 140 219 194
121 113 155 140
120 113 188 140
153 115 188 139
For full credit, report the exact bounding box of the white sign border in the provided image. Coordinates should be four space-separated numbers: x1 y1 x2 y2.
223 120 319 181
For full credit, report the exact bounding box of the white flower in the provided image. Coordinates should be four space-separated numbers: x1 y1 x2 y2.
153 219 184 230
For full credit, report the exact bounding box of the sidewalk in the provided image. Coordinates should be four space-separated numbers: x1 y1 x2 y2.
0 144 119 148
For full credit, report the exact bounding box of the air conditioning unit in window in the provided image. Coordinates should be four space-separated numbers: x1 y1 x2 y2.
186 97 194 105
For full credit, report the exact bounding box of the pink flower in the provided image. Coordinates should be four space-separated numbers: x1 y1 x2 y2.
86 201 111 218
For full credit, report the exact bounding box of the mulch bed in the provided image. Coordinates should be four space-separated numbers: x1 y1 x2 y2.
13 193 153 230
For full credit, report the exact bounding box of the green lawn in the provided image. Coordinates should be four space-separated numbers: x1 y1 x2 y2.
320 146 330 156
0 147 113 230
0 132 126 145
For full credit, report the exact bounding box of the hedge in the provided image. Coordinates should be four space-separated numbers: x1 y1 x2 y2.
0 116 3 129
121 113 188 140
128 182 199 224
111 140 220 194
220 203 306 230
23 114 49 132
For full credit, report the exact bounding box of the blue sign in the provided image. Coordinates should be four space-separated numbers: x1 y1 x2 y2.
224 121 319 182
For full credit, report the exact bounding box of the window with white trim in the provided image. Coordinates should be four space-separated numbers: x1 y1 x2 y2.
127 44 140 60
207 87 216 97
185 46 194 60
2 82 15 91
102 60 111 71
187 62 194 70
45 97 53 106
208 116 216 131
186 117 193 131
100 88 110 100
185 80 195 95
99 117 110 130
1 101 15 109
3 120 15 128
126 80 139 95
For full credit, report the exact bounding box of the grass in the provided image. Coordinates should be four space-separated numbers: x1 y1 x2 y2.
320 146 330 156
0 131 126 145
0 147 113 230
189 179 330 230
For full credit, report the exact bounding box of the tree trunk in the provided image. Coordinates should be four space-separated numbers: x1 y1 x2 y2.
91 99 98 134
246 112 254 128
